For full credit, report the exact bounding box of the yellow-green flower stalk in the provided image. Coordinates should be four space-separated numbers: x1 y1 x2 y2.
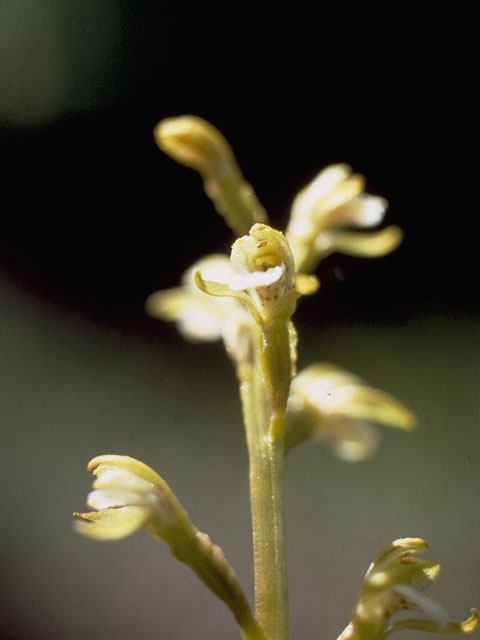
336 538 479 639
285 363 416 459
75 455 266 640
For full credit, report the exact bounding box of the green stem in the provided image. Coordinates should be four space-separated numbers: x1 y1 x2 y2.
169 522 267 640
249 427 288 640
239 319 291 640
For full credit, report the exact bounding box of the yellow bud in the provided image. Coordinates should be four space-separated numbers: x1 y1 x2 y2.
154 115 267 236
155 115 237 179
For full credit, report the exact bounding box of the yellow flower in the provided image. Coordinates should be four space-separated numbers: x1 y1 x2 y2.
75 455 267 639
285 363 415 460
337 538 479 639
286 164 402 274
74 455 189 542
146 254 252 364
229 223 297 324
194 224 318 328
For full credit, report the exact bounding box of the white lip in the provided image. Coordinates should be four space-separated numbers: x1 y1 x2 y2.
230 264 285 291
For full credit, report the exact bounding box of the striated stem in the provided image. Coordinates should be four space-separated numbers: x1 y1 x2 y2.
248 428 288 640
238 319 291 640
169 521 267 640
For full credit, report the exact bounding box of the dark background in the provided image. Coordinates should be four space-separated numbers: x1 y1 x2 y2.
1 4 478 640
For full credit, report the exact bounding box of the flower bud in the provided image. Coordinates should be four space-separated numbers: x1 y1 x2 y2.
155 115 237 179
155 115 267 235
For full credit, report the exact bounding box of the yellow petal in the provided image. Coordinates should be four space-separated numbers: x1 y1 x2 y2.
329 225 403 257
386 608 479 635
154 115 236 177
74 506 148 540
334 385 416 430
295 274 320 296
145 287 226 341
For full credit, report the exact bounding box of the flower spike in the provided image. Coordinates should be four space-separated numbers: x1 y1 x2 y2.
336 538 479 640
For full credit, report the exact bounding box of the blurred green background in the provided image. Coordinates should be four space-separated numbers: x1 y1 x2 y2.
1 2 478 639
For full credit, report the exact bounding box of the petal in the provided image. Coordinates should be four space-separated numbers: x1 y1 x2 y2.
74 506 148 540
145 288 225 341
291 363 362 407
194 271 262 325
289 164 353 222
328 226 403 257
386 609 479 636
87 488 152 510
323 417 379 462
331 385 416 430
332 194 388 229
92 466 154 493
183 254 234 288
87 455 177 502
145 255 243 343
294 274 320 296
392 584 449 628
309 173 365 226
368 538 429 577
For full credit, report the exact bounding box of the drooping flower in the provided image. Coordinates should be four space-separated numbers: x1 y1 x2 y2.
285 363 415 460
286 163 403 274
336 538 479 639
74 455 267 639
74 454 189 542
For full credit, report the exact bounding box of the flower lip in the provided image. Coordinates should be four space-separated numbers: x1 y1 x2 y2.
392 584 449 629
230 264 285 291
